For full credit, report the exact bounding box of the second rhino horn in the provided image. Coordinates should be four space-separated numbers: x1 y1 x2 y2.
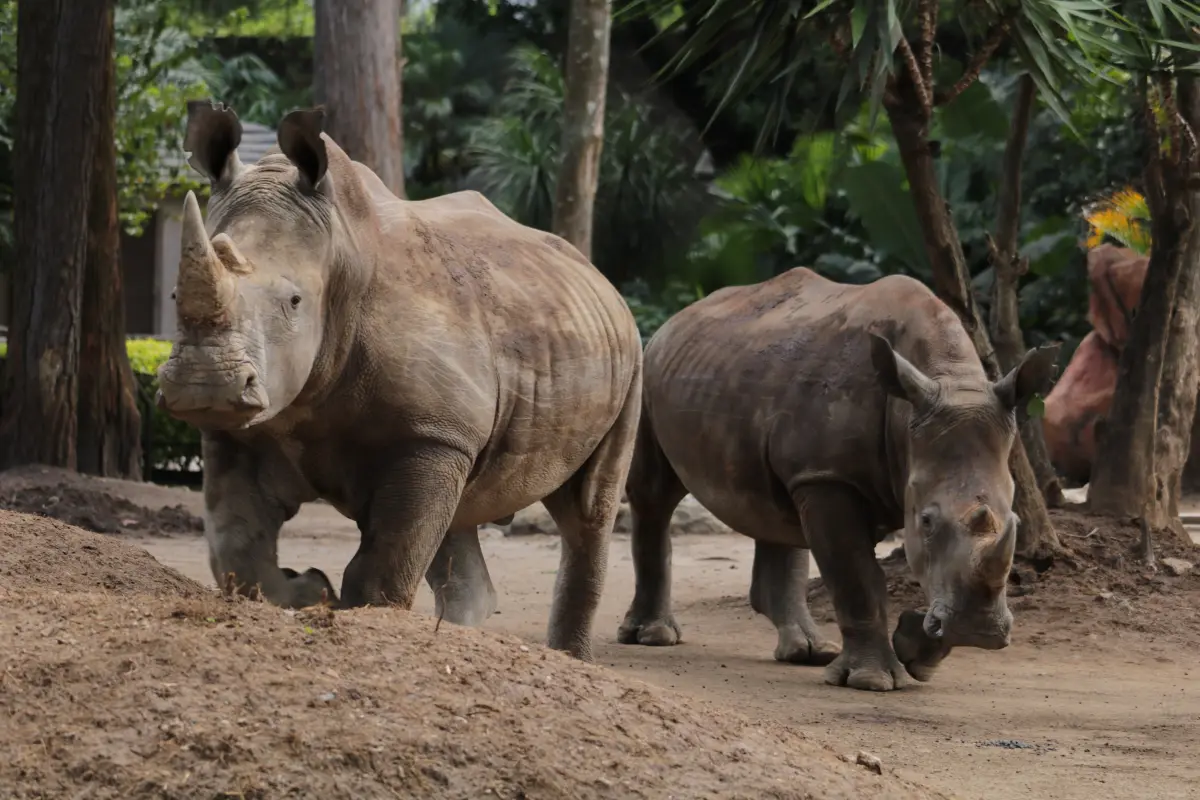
177 190 236 321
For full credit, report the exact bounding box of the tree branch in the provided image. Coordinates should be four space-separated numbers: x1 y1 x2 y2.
917 0 937 92
896 36 932 118
934 20 1011 106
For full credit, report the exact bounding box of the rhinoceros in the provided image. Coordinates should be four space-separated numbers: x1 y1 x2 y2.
617 267 1058 690
156 102 643 660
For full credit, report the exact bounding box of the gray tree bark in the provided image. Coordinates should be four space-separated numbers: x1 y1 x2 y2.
313 0 406 198
0 0 110 470
552 0 613 261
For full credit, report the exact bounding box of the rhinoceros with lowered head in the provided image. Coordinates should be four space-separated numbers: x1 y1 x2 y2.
617 267 1058 690
156 101 643 661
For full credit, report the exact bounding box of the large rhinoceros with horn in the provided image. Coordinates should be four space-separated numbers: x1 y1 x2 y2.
156 101 643 660
617 267 1058 690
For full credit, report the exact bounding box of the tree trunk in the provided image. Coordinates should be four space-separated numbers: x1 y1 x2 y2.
77 0 142 481
313 0 406 198
1090 91 1192 521
552 0 613 261
0 0 109 471
885 84 1060 557
987 74 1064 508
1149 77 1200 539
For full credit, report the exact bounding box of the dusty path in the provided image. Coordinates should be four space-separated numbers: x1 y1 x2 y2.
136 500 1200 800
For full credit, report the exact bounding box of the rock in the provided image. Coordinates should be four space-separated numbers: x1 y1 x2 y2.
855 751 883 774
1162 557 1194 578
499 495 732 537
671 496 733 536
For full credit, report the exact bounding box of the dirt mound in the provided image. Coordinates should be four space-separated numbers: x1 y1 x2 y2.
0 509 206 598
0 516 944 800
807 509 1200 649
0 465 203 537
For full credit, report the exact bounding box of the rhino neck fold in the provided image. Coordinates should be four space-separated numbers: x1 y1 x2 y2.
883 396 912 527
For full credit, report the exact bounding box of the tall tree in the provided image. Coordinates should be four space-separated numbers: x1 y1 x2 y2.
1090 66 1200 538
0 0 112 470
313 0 406 197
552 0 613 260
987 74 1064 509
77 0 142 480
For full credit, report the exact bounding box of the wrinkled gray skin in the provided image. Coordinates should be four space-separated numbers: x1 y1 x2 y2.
618 267 1059 690
156 102 642 661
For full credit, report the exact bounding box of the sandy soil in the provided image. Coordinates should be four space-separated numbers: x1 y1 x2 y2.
4 467 1199 800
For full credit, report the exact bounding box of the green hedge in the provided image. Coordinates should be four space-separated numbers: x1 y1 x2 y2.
0 338 201 475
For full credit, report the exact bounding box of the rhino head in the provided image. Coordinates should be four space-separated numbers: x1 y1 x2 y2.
869 333 1059 658
157 102 339 430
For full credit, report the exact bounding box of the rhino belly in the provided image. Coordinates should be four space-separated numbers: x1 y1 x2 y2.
652 413 805 546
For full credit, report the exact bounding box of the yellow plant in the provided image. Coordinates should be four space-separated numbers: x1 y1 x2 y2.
1084 187 1152 255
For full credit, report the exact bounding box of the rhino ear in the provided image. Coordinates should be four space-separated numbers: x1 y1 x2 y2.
278 107 329 189
994 342 1061 414
184 100 244 185
869 333 938 410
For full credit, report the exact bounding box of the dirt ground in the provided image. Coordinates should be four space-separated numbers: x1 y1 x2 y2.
4 468 1200 800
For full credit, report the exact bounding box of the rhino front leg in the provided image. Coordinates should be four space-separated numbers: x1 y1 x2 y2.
424 525 498 627
749 542 841 666
203 435 337 608
795 485 910 692
617 401 686 648
340 446 473 609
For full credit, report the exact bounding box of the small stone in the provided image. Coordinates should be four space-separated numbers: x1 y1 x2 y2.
1162 558 1194 577
855 751 883 774
519 645 530 653
317 692 337 703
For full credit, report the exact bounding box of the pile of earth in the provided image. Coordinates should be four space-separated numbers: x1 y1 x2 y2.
807 508 1200 649
0 465 203 536
0 509 945 800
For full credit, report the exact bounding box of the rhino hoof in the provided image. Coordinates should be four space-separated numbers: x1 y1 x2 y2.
617 615 681 647
823 647 912 692
775 636 841 666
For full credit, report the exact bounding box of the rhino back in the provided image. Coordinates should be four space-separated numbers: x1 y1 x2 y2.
643 267 973 540
302 186 641 525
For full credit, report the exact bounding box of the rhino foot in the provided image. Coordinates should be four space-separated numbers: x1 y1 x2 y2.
617 613 681 647
775 625 842 666
892 609 953 682
823 637 911 692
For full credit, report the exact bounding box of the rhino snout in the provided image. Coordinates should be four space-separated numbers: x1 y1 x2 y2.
158 361 269 427
924 600 1012 650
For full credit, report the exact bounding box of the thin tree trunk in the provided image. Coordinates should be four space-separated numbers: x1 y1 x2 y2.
1090 89 1191 521
987 74 1064 508
552 0 613 261
886 85 1060 557
313 0 406 198
78 0 142 480
0 0 109 470
1149 77 1200 539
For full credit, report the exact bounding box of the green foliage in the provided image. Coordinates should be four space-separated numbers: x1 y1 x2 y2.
467 46 707 285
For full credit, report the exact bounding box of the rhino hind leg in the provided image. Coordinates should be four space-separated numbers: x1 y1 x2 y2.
795 485 911 692
748 542 841 666
424 525 498 627
542 372 644 662
616 404 687 648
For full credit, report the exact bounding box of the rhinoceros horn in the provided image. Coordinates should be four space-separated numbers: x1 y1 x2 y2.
177 190 235 321
980 515 1017 584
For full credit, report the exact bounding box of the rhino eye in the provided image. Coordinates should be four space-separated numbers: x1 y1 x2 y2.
919 509 935 530
290 294 302 308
